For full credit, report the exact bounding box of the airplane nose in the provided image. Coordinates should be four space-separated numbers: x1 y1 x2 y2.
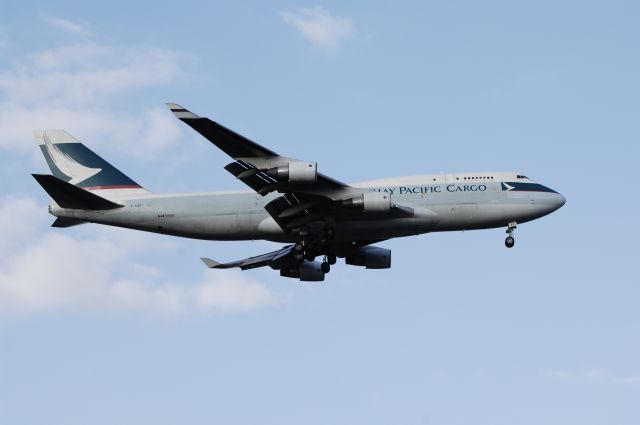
555 193 566 210
532 189 565 217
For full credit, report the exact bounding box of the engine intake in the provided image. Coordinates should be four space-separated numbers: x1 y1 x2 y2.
279 261 325 281
267 161 317 183
342 192 391 213
345 247 391 269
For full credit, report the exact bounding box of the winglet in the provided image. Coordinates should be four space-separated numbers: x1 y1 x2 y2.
166 103 200 119
200 257 221 268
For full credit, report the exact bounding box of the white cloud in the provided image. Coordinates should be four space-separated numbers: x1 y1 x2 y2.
0 42 186 159
0 197 46 256
0 103 181 160
0 197 286 314
281 6 354 49
43 16 92 37
195 276 281 312
1 44 181 104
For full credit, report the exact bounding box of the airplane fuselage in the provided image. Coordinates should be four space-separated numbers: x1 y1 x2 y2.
50 172 565 243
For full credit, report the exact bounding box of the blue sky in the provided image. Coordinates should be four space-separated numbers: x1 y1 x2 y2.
0 1 638 424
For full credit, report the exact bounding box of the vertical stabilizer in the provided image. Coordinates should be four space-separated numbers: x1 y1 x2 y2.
34 130 150 198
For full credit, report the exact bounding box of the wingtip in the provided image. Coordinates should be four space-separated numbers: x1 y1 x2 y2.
200 257 221 268
166 103 199 119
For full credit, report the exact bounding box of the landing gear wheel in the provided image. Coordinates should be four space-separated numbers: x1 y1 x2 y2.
505 236 515 248
504 221 517 249
321 262 330 273
294 240 307 261
327 254 337 265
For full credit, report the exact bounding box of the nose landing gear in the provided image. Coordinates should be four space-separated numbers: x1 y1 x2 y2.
505 236 515 248
505 222 517 248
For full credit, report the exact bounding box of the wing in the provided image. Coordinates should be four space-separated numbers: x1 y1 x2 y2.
167 103 413 234
167 104 278 158
201 245 295 270
199 242 389 282
167 103 345 194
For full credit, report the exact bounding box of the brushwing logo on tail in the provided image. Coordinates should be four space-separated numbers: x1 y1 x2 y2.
43 132 101 185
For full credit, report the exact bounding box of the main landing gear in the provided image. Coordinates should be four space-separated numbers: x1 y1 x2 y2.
505 222 517 248
320 254 337 273
293 228 337 274
321 261 330 274
293 241 305 260
293 237 318 261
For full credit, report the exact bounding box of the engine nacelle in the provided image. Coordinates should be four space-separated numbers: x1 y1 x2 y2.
267 161 317 183
342 192 391 213
279 261 325 282
345 247 391 269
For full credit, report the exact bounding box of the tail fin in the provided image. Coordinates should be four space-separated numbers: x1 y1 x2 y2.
34 130 149 196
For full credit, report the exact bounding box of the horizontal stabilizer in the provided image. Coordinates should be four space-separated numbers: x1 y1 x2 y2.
32 174 123 210
52 217 87 228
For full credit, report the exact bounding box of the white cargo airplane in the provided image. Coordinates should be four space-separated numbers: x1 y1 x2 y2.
32 104 565 281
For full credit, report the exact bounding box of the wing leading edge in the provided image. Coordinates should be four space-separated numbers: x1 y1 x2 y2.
166 103 277 158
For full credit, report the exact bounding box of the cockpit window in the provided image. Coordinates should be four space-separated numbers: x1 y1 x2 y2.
517 175 528 179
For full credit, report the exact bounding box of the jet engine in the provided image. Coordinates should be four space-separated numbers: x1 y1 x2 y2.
267 161 317 182
345 246 391 269
279 260 325 281
342 192 391 213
